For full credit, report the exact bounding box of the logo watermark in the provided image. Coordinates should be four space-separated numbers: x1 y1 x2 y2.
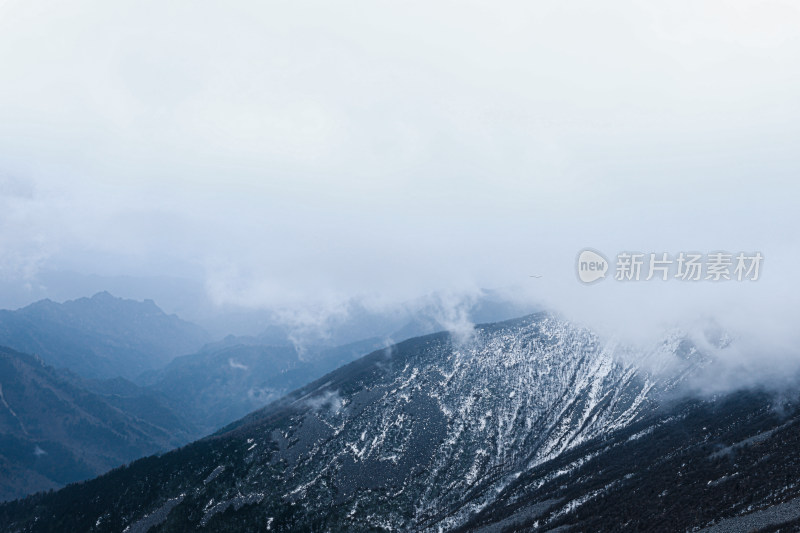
576 249 609 284
576 249 763 284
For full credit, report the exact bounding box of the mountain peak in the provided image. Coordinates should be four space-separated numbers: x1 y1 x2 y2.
90 290 116 301
0 292 209 379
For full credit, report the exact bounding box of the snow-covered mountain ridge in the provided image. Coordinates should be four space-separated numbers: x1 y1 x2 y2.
0 312 714 532
237 312 706 531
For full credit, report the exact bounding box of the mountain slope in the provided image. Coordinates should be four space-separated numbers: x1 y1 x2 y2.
0 346 198 502
0 312 706 531
456 389 800 532
0 292 209 379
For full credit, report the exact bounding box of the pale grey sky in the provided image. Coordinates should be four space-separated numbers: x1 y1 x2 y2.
0 1 798 345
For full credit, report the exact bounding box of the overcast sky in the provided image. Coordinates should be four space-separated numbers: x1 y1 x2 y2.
0 1 798 343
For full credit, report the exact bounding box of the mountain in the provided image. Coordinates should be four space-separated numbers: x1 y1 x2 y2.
454 389 800 532
131 288 539 436
0 346 199 503
0 312 722 531
142 337 388 435
0 292 210 379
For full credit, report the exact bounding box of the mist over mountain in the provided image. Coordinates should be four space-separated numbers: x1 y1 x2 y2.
199 287 540 347
0 292 210 380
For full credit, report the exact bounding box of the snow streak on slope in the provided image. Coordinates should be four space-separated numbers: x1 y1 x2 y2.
233 313 703 531
16 313 707 533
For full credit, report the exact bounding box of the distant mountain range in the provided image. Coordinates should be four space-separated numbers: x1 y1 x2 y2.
0 292 210 380
0 346 199 502
141 338 388 435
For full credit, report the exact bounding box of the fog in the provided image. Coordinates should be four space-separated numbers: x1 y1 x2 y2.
0 1 799 379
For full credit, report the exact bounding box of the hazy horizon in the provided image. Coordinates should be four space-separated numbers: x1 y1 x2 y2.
1 1 798 358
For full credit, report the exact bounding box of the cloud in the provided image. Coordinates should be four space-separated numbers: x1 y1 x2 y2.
228 359 249 371
0 0 797 375
304 389 344 415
